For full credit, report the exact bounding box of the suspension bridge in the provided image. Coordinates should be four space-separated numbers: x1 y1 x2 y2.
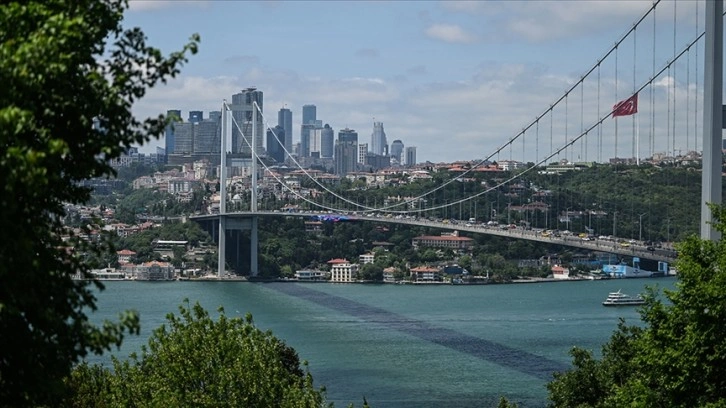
191 0 723 277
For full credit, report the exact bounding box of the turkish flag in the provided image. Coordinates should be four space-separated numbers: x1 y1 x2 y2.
612 93 638 117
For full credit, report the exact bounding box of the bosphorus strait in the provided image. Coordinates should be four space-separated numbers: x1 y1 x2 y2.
89 278 675 407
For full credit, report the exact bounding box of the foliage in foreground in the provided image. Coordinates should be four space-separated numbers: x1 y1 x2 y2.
66 301 327 407
0 0 198 405
547 204 726 407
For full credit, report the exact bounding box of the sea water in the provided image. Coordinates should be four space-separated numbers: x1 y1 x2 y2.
87 277 676 407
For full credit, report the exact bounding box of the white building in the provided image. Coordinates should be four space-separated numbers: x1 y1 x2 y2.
328 258 359 283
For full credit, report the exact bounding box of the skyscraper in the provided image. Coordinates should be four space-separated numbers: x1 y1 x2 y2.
230 88 263 156
174 122 193 154
390 140 404 164
335 141 357 176
300 105 316 158
302 104 316 125
321 124 334 158
405 146 417 167
165 109 181 159
266 125 286 163
358 143 368 164
338 128 358 145
277 107 292 160
188 111 203 123
193 120 220 154
371 121 387 156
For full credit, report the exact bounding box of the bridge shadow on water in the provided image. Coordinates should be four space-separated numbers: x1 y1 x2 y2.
267 283 569 381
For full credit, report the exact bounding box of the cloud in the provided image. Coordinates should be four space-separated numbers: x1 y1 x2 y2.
425 23 476 44
407 65 427 75
223 55 261 66
440 1 655 43
127 0 210 12
356 48 379 58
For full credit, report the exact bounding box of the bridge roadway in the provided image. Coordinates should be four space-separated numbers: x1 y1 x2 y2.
191 211 678 264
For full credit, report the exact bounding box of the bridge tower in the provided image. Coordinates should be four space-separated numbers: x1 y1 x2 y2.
702 0 723 241
217 100 259 278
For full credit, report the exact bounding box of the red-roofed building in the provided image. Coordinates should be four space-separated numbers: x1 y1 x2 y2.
116 249 136 264
551 265 570 280
410 266 442 282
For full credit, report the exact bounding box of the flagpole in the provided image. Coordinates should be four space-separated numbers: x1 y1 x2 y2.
636 113 640 166
614 117 618 159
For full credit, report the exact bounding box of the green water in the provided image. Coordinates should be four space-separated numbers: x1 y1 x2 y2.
89 277 676 407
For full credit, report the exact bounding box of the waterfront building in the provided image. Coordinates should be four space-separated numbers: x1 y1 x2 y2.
410 266 443 282
294 270 328 281
129 261 175 281
230 88 264 156
277 107 293 160
405 146 417 167
328 258 359 283
390 139 404 164
371 121 387 156
266 125 286 163
359 253 375 264
551 265 571 279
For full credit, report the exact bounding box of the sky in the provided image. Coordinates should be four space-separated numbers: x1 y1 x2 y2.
124 0 705 164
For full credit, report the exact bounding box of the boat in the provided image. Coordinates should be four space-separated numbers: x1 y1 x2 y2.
602 290 646 306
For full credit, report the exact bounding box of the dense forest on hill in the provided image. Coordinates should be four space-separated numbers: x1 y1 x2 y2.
316 163 705 243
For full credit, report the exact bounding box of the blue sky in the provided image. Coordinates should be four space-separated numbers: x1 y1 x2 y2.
125 0 703 163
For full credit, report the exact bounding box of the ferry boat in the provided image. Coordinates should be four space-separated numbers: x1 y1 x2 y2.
602 290 645 306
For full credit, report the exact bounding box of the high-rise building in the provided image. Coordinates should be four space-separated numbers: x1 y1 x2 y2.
165 109 182 159
230 88 264 156
277 107 292 160
193 119 219 154
371 121 387 156
390 139 404 164
189 111 203 123
173 122 194 154
266 125 286 163
302 104 316 125
405 146 417 167
208 110 221 123
335 141 357 176
321 124 334 158
338 128 358 145
358 143 368 164
300 105 317 158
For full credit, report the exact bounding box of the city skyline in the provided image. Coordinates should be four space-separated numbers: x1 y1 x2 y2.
125 1 703 163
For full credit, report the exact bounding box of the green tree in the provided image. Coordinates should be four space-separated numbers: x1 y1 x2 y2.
0 1 198 405
547 204 726 407
65 302 327 407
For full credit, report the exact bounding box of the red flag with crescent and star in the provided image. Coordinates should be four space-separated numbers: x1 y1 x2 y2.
612 93 638 117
